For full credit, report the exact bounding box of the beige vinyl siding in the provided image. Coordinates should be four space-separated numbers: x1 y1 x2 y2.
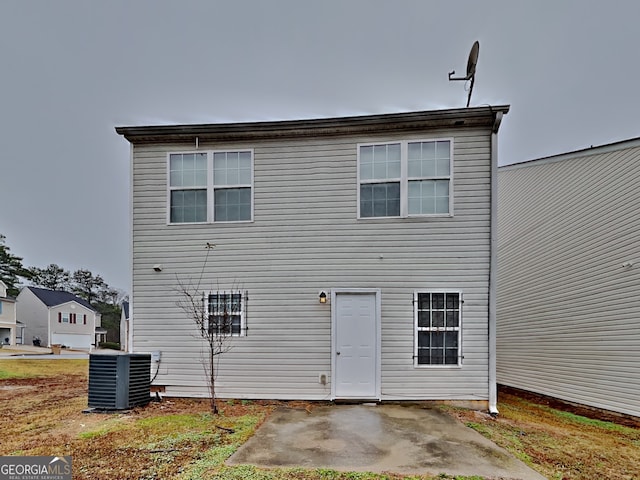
132 128 493 400
497 141 640 417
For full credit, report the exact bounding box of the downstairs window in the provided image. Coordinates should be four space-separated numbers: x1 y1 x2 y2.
414 291 461 366
206 292 246 336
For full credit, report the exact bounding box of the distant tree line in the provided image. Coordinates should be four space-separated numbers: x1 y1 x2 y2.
0 233 127 343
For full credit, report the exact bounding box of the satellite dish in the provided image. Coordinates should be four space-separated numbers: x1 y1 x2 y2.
448 41 480 107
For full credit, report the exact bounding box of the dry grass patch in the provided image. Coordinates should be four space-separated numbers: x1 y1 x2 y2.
449 390 640 480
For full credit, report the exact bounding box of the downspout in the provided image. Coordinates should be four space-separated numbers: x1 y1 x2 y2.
128 142 134 353
488 111 503 415
47 307 52 348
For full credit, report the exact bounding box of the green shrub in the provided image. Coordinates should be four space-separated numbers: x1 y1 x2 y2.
98 341 121 350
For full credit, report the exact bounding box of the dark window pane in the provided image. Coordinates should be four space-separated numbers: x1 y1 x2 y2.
445 348 458 364
445 331 458 348
387 182 400 199
417 351 430 365
387 199 400 216
432 311 444 327
360 182 400 217
431 353 444 365
418 332 430 349
373 199 388 217
418 310 430 327
431 332 444 348
446 293 459 309
215 187 251 221
231 317 241 335
360 184 373 201
432 293 444 309
418 293 430 310
360 200 373 217
171 189 206 223
446 311 459 327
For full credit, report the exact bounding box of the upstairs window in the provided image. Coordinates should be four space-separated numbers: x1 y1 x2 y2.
213 152 252 222
359 143 401 217
358 139 452 218
168 150 253 224
414 291 461 366
169 153 208 223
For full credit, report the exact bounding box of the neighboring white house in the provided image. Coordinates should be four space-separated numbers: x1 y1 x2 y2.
16 286 104 350
497 137 640 418
116 105 509 410
0 280 18 345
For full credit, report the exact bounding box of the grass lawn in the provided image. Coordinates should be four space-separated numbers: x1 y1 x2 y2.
1 358 638 479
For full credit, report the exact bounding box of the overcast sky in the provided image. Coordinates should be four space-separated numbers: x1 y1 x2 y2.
1 0 639 293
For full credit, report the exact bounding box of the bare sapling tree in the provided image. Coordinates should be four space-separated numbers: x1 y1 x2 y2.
175 243 239 414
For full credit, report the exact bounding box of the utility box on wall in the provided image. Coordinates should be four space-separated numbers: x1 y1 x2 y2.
88 353 151 410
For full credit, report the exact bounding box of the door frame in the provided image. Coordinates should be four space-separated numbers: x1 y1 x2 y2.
330 288 382 401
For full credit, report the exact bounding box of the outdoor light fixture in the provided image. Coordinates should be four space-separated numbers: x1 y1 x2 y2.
319 291 328 304
153 264 163 272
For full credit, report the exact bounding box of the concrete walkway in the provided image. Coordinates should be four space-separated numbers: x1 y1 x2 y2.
228 404 546 480
0 345 89 358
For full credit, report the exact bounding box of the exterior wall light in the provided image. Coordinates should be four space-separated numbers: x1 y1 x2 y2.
153 264 163 272
319 291 328 303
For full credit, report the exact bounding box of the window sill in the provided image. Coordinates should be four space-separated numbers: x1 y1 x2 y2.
413 364 462 369
167 220 255 226
357 214 454 221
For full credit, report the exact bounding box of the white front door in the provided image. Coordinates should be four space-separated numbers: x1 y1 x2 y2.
334 292 378 399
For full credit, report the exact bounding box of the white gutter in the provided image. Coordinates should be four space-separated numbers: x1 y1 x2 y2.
488 111 503 415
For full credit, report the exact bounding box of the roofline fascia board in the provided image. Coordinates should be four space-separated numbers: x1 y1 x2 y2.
116 105 510 144
501 135 640 171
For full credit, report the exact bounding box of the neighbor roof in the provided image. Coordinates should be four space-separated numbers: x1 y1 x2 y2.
116 105 510 144
501 135 640 171
26 286 96 311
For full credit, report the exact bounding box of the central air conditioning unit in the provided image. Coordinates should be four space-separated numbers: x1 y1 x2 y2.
88 353 151 410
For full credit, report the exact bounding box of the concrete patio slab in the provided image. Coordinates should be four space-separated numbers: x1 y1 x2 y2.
227 404 546 479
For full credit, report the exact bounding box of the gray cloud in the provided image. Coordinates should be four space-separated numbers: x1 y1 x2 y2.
1 0 638 290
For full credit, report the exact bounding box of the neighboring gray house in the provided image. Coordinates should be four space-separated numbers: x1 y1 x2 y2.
16 286 104 350
116 105 509 409
0 280 18 345
497 137 640 418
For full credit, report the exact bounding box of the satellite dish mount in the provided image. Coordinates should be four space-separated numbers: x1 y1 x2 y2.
448 41 479 107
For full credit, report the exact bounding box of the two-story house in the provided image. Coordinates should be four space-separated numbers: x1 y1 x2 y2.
116 105 509 411
16 286 103 350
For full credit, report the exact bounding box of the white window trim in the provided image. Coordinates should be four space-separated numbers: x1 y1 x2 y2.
413 290 462 368
357 138 454 219
166 149 255 225
205 291 247 337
